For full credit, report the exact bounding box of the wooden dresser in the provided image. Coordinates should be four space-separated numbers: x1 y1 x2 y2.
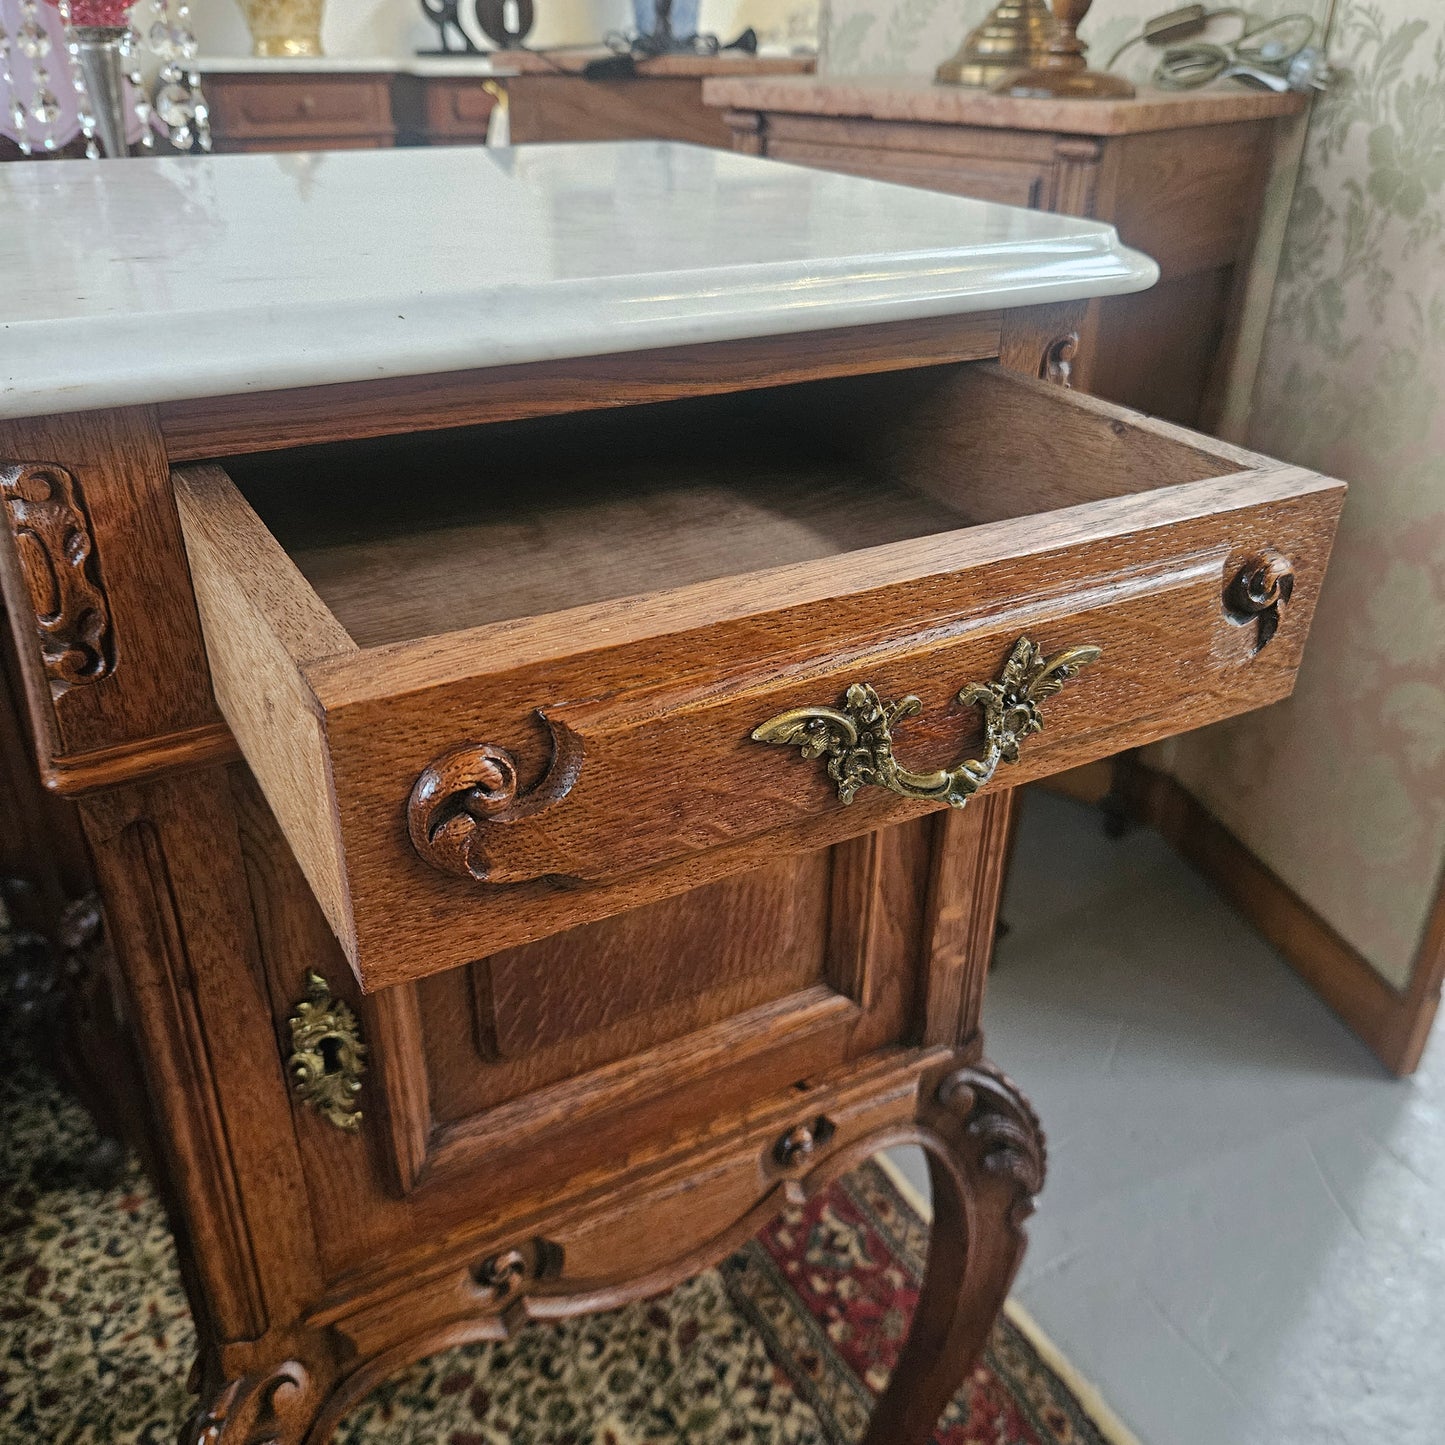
199 61 402 153
504 50 812 148
196 53 812 155
0 144 1342 1443
704 75 1306 430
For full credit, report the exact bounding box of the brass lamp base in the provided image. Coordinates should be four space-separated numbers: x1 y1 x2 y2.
996 67 1135 98
990 0 1135 99
935 0 1056 88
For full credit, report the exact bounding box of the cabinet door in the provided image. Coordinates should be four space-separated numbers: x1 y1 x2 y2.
234 763 959 1281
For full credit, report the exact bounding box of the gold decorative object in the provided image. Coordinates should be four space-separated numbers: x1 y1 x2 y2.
237 0 326 59
286 972 366 1131
935 0 1057 88
752 637 1101 809
994 0 1136 98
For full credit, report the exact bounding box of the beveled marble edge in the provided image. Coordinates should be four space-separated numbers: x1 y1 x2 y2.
0 144 1158 420
3 242 1158 420
700 74 1307 135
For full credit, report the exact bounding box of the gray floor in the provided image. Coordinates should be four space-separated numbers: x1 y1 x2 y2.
892 790 1445 1445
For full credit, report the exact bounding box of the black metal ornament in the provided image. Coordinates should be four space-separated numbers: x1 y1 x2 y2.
418 0 481 53
475 0 536 48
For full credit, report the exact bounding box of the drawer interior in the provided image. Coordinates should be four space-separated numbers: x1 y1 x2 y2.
178 358 1335 992
218 361 1249 649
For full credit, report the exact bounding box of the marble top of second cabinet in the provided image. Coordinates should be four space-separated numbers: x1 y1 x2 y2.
0 141 1157 418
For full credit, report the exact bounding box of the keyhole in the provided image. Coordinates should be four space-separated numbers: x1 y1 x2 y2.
318 1034 344 1074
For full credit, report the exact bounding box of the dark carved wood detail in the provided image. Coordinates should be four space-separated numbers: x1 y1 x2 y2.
406 717 584 881
937 1062 1046 1224
472 1246 529 1301
0 462 113 695
1038 332 1080 389
185 1362 311 1445
1225 547 1295 651
773 1115 836 1168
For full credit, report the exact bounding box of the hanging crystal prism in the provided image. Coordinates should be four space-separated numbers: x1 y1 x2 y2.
4 0 209 157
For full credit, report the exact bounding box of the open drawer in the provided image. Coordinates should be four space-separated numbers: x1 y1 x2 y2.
174 362 1343 991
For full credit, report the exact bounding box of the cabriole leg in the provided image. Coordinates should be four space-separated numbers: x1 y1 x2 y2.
863 1062 1046 1445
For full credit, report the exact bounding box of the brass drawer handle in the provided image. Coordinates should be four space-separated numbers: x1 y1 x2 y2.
752 636 1101 809
286 972 366 1132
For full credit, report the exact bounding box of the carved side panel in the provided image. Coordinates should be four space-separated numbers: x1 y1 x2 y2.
0 462 113 696
1038 332 1080 388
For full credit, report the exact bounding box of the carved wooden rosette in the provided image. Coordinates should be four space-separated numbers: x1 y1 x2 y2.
1039 331 1080 388
0 462 114 695
406 716 584 881
184 1361 311 1445
1225 547 1294 650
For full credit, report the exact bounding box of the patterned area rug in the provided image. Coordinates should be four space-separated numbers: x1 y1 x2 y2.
0 1051 1122 1445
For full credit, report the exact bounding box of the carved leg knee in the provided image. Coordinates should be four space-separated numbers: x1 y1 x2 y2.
861 1062 1046 1445
183 1358 323 1445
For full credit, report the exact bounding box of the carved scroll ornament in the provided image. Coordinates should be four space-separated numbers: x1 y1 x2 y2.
1225 548 1294 651
407 715 584 881
752 636 1101 810
0 462 113 694
937 1063 1047 1226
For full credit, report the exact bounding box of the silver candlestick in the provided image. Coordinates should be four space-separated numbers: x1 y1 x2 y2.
70 24 125 156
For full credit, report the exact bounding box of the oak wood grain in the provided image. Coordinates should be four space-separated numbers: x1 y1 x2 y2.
172 362 1343 990
156 315 1006 462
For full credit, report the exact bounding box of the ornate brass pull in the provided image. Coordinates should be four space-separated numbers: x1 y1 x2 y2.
286 972 366 1132
751 636 1101 809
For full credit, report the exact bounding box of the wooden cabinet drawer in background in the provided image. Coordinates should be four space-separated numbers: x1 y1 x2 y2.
706 78 1307 430
173 361 1343 995
203 71 396 152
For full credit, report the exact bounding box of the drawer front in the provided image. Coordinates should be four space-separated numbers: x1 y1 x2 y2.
207 75 394 140
175 366 1343 991
766 137 1046 208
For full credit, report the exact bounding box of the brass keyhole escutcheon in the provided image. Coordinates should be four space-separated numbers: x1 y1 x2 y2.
286 972 367 1132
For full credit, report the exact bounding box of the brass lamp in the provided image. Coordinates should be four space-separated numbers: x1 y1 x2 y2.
995 0 1136 98
935 0 1057 88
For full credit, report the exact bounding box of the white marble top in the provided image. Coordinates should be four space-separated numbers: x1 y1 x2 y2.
0 142 1158 419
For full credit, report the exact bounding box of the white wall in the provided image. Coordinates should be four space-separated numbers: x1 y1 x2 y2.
191 0 813 57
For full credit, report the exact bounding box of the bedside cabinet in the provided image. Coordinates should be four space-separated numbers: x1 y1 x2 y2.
0 143 1342 1445
705 75 1306 430
199 63 398 153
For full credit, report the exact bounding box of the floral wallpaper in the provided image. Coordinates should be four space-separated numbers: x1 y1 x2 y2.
821 0 1331 82
818 0 1445 991
1170 1 1445 989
